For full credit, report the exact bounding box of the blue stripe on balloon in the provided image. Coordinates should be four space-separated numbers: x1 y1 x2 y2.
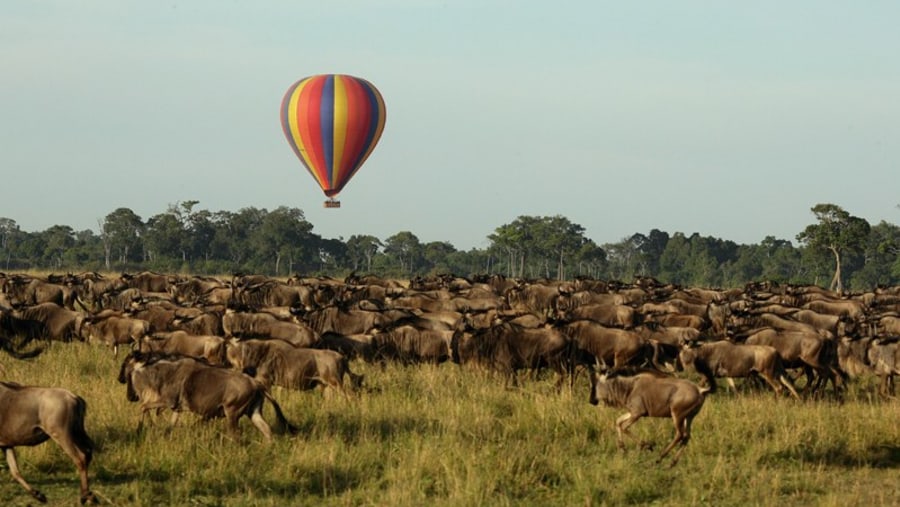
320 75 335 189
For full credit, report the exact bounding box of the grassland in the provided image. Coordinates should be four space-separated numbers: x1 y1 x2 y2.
2 342 899 506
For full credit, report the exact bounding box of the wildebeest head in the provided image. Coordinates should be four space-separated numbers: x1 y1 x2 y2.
118 351 157 402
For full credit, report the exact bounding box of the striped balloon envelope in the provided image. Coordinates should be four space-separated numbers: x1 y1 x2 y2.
280 74 386 206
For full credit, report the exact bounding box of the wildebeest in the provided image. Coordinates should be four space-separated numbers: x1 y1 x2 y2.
79 311 151 356
9 302 85 342
451 321 570 387
302 304 414 335
0 381 95 504
371 325 453 364
677 341 800 399
588 369 709 466
225 339 363 397
744 328 845 394
314 331 375 362
867 338 900 396
222 309 318 347
117 351 295 441
1 276 66 307
122 271 173 293
139 330 228 365
233 280 315 310
557 303 638 329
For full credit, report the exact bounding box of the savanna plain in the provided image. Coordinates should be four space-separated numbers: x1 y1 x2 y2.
2 341 899 507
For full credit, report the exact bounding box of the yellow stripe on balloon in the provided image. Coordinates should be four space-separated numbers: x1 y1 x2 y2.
331 76 348 187
287 78 327 190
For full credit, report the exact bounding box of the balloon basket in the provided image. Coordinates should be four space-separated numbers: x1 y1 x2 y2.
323 199 341 208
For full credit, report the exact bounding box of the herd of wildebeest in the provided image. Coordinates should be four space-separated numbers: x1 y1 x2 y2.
1 270 899 503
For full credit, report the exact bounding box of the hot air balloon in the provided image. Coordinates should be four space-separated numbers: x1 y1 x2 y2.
280 74 386 208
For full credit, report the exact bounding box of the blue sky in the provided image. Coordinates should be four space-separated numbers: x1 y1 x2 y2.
2 1 898 251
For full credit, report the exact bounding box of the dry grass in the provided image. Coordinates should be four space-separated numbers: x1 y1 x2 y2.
2 342 899 506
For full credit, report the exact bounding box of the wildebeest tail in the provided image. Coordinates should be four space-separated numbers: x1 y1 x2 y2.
0 333 44 359
692 358 718 394
262 390 299 435
343 356 365 390
72 396 95 465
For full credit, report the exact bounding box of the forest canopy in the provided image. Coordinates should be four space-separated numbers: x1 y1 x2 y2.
2 202 898 291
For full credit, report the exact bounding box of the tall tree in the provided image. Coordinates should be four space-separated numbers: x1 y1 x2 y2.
40 225 75 270
144 213 186 264
101 208 144 269
346 235 383 273
422 241 457 274
384 231 422 275
796 203 871 292
251 207 315 276
0 217 21 270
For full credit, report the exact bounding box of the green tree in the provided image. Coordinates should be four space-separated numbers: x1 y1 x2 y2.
796 204 871 292
488 215 593 279
538 215 588 280
0 217 22 270
144 213 186 266
850 220 900 289
40 225 76 270
101 208 144 269
383 231 422 276
250 207 315 276
346 235 383 272
422 241 457 274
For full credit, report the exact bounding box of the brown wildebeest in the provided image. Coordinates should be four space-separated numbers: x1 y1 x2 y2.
867 338 900 396
10 302 85 342
451 321 570 388
139 330 228 365
370 325 452 364
744 328 846 394
225 339 363 397
0 381 95 504
589 369 709 466
117 352 296 441
79 311 151 357
222 309 318 347
677 341 800 399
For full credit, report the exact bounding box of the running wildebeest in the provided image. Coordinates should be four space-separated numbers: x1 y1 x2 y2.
589 368 710 466
0 381 96 504
117 351 296 441
677 340 801 399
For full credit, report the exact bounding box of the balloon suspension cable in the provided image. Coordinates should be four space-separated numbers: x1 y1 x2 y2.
323 198 341 208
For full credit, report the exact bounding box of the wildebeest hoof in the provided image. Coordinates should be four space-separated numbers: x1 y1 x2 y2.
639 441 655 451
32 489 48 503
81 491 99 504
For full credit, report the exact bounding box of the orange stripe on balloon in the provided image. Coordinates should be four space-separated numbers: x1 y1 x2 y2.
285 78 327 190
331 76 349 191
298 76 329 190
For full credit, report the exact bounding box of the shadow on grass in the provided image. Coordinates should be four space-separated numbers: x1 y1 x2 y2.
761 443 900 469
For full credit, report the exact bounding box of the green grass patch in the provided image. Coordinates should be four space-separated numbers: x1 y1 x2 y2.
2 343 899 506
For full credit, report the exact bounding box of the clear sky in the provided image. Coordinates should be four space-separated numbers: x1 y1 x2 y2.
2 1 898 251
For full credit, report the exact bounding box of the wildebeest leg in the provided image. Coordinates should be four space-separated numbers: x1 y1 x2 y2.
879 374 892 397
248 408 274 442
778 374 801 399
44 424 96 504
615 412 644 451
5 447 47 503
662 413 695 467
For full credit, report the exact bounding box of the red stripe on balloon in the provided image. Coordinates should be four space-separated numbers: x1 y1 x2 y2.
297 76 329 187
335 77 370 191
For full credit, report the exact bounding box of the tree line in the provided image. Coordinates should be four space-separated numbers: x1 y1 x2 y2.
1 201 898 291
